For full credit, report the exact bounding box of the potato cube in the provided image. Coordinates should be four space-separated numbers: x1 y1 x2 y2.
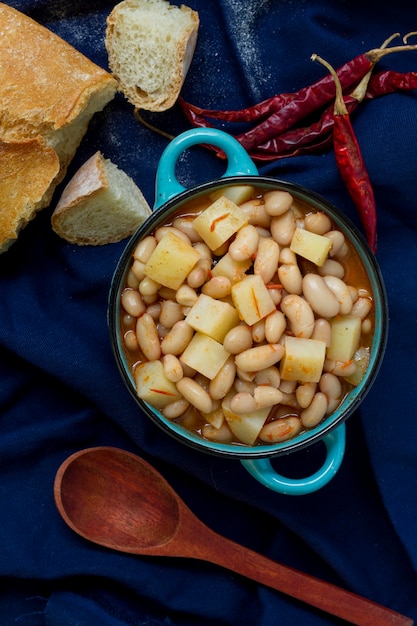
222 393 269 446
185 293 239 342
210 252 251 283
144 230 200 290
135 360 181 408
211 185 255 205
280 335 326 383
290 227 332 267
327 315 361 363
180 332 230 379
193 196 248 250
231 274 276 325
202 405 225 429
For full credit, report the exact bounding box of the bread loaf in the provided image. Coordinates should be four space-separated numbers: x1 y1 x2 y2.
51 151 152 245
105 0 199 112
0 3 117 252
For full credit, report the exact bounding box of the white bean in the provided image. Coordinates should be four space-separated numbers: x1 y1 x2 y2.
280 294 315 338
162 397 190 419
234 379 256 394
159 300 184 329
304 211 332 235
302 274 340 318
268 287 282 306
278 252 303 295
187 257 211 289
209 356 236 400
271 210 296 246
301 392 328 428
311 318 332 346
252 319 266 343
351 297 373 320
202 422 233 443
240 198 271 228
155 226 191 245
323 275 353 314
162 354 184 382
161 321 194 355
123 330 139 352
254 366 280 388
319 373 342 413
223 324 253 354
122 314 136 330
136 313 161 361
175 284 198 307
236 367 256 382
318 259 345 279
133 236 157 263
325 230 346 257
263 190 293 216
146 302 161 320
230 392 257 414
121 288 146 317
202 276 232 299
234 343 285 372
172 217 202 243
131 260 146 282
295 382 317 409
253 385 283 409
362 318 372 334
229 224 259 261
279 379 297 394
265 310 286 344
126 269 140 290
176 377 213 414
139 276 161 297
254 238 280 284
259 417 302 443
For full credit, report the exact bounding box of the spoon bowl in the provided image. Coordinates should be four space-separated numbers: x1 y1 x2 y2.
54 447 413 625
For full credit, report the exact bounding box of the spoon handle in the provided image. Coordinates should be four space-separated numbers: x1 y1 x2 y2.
187 525 413 626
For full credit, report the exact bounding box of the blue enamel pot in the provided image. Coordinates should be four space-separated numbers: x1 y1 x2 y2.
108 128 388 495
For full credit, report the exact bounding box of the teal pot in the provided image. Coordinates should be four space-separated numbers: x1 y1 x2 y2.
108 128 388 495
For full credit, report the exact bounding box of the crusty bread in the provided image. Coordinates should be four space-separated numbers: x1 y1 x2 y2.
51 151 152 245
0 3 117 252
105 0 199 112
0 139 60 253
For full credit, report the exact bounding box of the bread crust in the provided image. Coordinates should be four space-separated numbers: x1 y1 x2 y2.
0 3 117 142
0 139 60 252
0 3 117 252
51 151 152 246
106 0 199 112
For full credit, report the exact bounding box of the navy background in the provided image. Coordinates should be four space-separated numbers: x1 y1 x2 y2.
1 1 417 624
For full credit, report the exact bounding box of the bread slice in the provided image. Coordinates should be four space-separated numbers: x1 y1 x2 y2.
51 151 152 245
105 0 199 112
0 139 60 253
0 3 117 252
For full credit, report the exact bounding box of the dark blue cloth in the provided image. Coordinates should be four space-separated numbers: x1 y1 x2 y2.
1 0 417 624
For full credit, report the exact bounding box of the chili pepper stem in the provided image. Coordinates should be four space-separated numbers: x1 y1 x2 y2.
403 31 417 43
311 55 348 115
134 109 175 140
350 33 400 102
366 42 417 62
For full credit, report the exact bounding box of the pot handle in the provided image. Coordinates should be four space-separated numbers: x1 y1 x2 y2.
240 424 346 495
154 128 259 209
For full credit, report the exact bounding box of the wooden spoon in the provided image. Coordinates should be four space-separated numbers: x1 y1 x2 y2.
54 447 413 626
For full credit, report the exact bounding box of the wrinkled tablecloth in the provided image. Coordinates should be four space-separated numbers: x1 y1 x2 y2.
1 0 417 624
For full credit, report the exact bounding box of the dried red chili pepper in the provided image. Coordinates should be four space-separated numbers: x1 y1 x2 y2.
224 69 417 162
179 34 400 124
312 54 378 253
235 42 417 154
